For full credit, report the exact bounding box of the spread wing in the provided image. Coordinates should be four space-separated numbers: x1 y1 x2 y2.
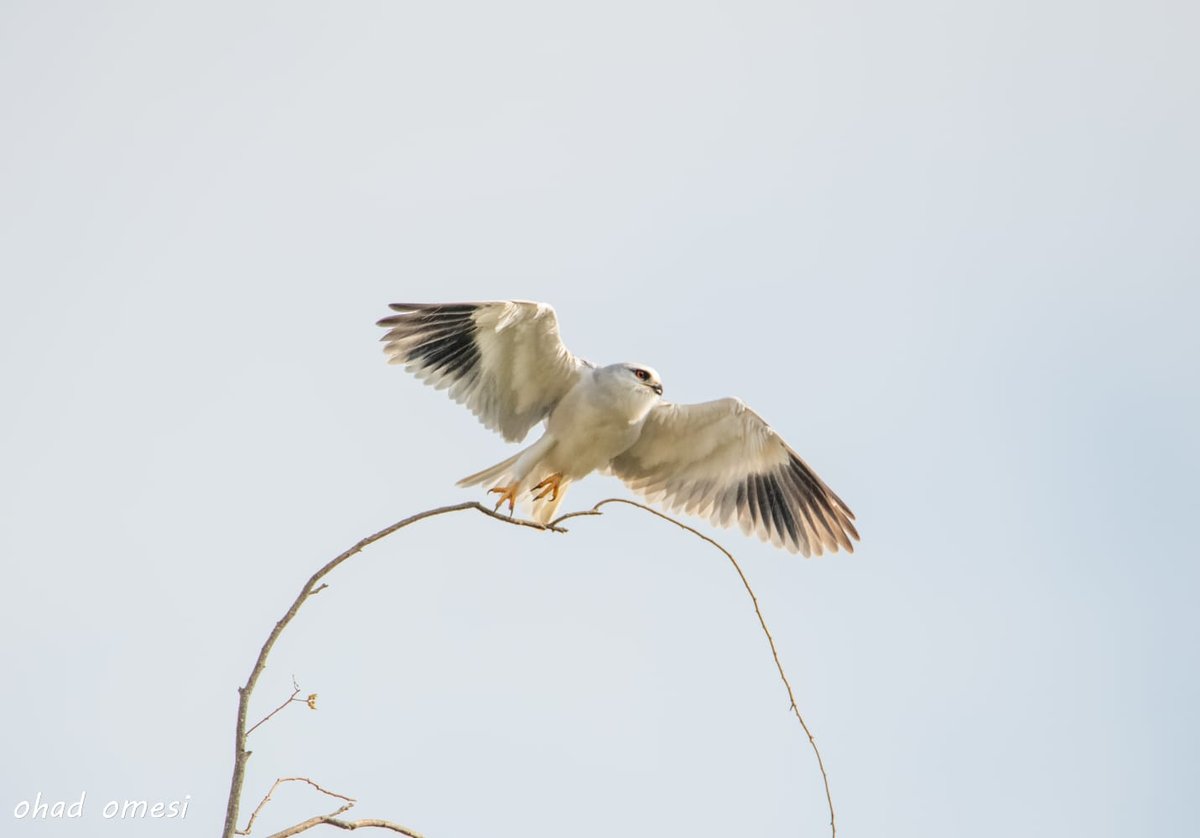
377 301 588 442
610 398 858 556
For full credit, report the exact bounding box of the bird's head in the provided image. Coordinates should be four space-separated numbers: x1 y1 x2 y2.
621 363 664 397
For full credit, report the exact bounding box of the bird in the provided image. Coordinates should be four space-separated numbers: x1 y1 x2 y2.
376 300 858 556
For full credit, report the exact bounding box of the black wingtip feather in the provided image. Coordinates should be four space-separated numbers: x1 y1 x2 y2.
387 302 480 314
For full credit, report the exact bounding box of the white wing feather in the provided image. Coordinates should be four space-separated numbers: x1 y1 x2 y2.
610 398 858 556
378 301 586 442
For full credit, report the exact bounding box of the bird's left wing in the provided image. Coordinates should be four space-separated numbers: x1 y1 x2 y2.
609 398 858 556
378 301 588 442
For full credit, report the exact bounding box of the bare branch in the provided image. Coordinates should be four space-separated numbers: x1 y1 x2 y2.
550 498 838 837
268 816 425 838
545 507 603 528
223 503 559 838
246 679 309 738
242 777 425 838
237 778 282 835
239 777 351 836
224 498 836 838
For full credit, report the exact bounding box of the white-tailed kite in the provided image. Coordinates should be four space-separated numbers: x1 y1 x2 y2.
377 301 858 556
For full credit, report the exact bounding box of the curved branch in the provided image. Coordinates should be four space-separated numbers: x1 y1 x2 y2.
550 498 838 837
273 817 424 837
241 777 352 836
223 498 835 838
222 503 559 838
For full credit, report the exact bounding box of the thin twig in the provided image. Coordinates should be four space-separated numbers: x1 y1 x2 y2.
243 777 426 838
237 778 283 835
550 498 838 837
239 777 352 836
246 678 307 738
269 816 425 838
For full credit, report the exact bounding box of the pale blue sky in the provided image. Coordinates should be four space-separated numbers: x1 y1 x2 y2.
2 2 1197 837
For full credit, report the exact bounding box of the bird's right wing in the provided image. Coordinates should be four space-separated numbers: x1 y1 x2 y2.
378 301 588 442
610 398 858 556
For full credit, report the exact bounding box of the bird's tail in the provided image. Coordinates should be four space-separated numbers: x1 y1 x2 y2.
458 452 569 523
456 451 524 489
458 436 566 522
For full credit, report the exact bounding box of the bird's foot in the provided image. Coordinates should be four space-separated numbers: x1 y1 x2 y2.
488 484 519 514
531 473 563 502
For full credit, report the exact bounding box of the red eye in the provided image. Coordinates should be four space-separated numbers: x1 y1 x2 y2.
634 369 649 381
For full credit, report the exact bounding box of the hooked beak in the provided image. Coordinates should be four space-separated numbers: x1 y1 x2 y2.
650 383 663 396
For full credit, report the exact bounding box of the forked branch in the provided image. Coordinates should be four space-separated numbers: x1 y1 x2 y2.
239 777 424 838
222 499 835 837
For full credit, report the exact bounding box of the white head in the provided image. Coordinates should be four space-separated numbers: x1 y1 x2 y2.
593 363 663 424
611 363 663 397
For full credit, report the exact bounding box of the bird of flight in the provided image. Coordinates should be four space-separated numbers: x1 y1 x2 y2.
377 301 858 556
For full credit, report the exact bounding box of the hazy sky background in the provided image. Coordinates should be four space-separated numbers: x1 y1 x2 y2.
2 2 1197 837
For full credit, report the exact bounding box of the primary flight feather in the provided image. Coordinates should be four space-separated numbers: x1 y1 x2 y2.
377 300 858 556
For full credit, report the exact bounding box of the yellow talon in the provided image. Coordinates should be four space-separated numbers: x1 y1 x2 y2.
531 473 563 502
488 484 519 513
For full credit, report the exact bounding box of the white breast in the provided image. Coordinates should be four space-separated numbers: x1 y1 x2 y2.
544 370 654 479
